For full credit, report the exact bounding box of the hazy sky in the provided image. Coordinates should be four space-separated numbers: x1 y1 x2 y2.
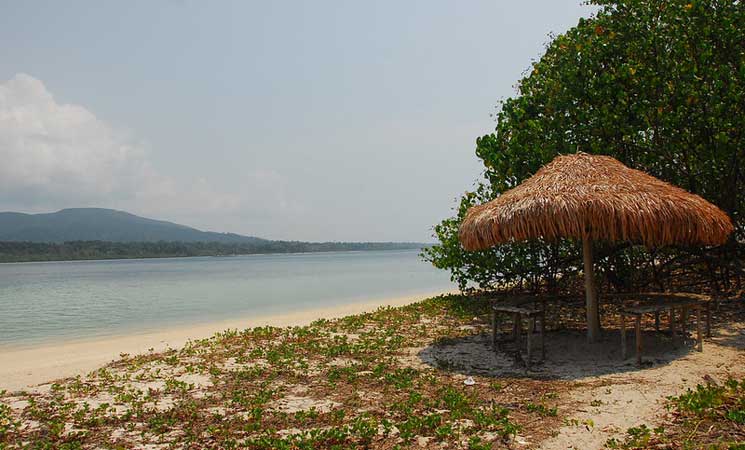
0 1 596 241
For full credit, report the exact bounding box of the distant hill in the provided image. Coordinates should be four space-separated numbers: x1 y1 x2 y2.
0 208 427 262
0 208 266 243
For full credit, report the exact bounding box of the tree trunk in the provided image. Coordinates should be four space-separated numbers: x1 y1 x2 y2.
583 235 600 343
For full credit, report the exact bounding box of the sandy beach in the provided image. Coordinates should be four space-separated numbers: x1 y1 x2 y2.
0 291 448 392
1 293 742 448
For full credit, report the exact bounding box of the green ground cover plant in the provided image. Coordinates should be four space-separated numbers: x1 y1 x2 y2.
0 295 567 449
606 377 745 449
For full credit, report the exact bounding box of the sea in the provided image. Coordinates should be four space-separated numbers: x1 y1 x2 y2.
0 249 453 347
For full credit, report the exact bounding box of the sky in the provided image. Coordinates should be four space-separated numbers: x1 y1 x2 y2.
0 1 597 242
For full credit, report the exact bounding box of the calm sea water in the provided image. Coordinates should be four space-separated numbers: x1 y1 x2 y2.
0 250 452 347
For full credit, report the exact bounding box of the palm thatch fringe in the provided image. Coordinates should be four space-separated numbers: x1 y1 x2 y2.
459 153 733 251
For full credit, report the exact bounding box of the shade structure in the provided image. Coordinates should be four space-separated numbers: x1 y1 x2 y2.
459 152 734 342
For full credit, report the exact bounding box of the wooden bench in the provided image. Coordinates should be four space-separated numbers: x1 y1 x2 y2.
615 293 711 367
490 296 548 370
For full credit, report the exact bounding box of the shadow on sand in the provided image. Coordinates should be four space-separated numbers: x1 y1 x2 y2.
706 322 745 350
417 329 699 380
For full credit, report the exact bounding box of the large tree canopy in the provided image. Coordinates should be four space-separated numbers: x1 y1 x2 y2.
424 0 744 292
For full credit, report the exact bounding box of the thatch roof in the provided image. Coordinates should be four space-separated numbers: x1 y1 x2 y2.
459 153 734 251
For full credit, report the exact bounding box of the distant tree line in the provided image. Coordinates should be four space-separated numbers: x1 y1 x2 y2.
0 240 427 263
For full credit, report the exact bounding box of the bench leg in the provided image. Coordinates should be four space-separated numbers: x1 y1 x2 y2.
527 316 534 371
635 314 642 367
541 298 548 329
696 307 703 352
621 313 627 360
512 313 521 364
670 308 677 348
512 313 520 342
540 312 546 361
531 301 538 334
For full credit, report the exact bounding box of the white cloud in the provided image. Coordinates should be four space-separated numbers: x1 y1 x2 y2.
0 73 299 234
0 74 154 205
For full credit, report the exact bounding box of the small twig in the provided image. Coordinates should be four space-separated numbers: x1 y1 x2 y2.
685 418 704 442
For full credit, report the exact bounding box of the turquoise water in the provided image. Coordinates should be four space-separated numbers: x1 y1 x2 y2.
0 250 452 347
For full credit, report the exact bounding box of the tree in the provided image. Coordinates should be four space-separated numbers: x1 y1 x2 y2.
424 0 744 292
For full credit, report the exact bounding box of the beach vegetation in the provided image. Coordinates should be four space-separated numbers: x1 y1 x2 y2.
606 377 745 448
0 393 19 440
525 401 558 417
0 295 554 448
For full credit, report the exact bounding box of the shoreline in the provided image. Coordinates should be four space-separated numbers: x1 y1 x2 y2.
0 290 451 392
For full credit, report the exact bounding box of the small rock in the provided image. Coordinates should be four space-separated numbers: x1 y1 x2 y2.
417 436 433 447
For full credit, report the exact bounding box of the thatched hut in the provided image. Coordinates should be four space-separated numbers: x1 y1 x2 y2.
459 152 733 342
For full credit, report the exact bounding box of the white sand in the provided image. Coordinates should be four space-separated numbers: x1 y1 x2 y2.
402 320 744 449
0 291 448 392
539 322 745 449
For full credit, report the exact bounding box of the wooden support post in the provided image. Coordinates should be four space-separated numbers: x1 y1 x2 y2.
705 302 712 338
583 235 600 343
635 314 642 367
620 312 627 360
526 315 534 371
491 310 498 350
654 311 660 331
696 306 703 352
682 307 689 339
